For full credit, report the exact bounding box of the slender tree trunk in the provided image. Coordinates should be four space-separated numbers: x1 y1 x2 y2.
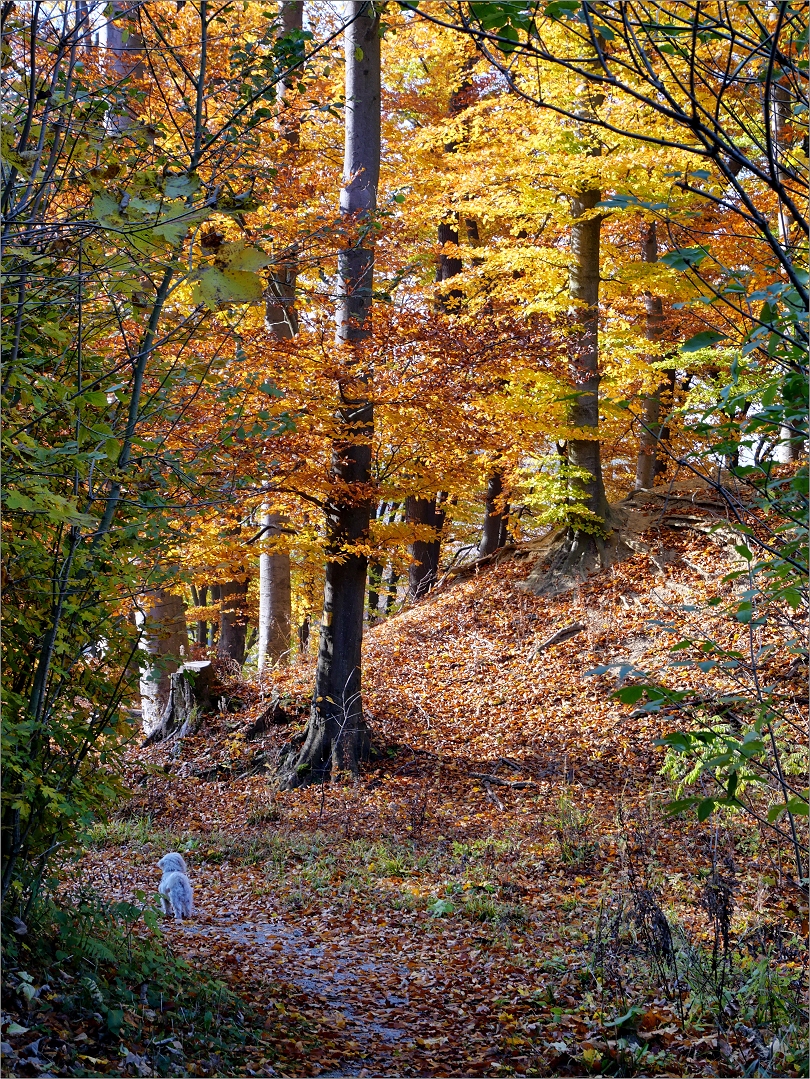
498 502 510 548
567 188 610 523
279 3 379 788
367 501 388 618
406 494 446 599
207 583 220 648
265 1 303 339
385 567 401 613
479 470 506 557
218 579 248 666
384 502 403 614
136 589 188 738
107 2 145 128
190 583 209 645
257 511 291 670
635 222 668 489
407 70 475 589
258 1 301 657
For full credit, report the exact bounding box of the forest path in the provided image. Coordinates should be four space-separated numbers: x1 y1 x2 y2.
178 910 410 1075
167 865 539 1077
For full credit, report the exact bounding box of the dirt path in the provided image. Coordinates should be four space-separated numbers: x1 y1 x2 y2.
179 913 411 1075
168 876 540 1077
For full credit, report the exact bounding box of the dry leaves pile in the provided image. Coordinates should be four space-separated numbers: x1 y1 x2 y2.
5 506 807 1078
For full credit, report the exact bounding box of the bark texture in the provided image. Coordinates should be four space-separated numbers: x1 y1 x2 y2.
635 222 668 489
567 188 610 524
279 4 379 789
478 472 506 557
524 183 631 593
367 501 388 618
258 512 291 671
136 589 188 738
406 495 446 599
143 661 214 745
218 579 248 666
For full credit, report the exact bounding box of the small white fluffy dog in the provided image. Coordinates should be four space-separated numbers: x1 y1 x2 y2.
157 852 195 920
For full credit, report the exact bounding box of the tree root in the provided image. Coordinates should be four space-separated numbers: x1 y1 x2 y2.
518 515 642 597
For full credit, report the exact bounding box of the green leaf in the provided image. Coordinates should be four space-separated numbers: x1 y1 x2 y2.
727 771 738 799
654 732 692 752
661 246 710 271
106 1008 124 1035
428 898 454 917
93 192 120 223
605 1005 646 1030
142 908 161 931
697 798 716 822
191 265 264 309
354 46 364 61
739 739 765 758
216 240 274 273
163 172 201 199
613 685 645 704
681 330 729 352
544 0 580 18
664 797 699 815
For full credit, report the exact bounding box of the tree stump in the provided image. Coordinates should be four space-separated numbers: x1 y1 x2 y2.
143 661 214 745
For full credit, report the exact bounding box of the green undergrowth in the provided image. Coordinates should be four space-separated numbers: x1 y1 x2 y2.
1 890 278 1078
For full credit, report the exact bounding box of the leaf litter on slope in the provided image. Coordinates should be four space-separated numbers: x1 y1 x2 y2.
64 515 808 1077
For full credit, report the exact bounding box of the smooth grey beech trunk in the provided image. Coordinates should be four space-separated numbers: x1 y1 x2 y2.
367 500 389 617
635 222 668 490
257 511 291 670
257 2 302 665
567 187 610 524
264 1 304 339
279 3 379 788
136 589 188 738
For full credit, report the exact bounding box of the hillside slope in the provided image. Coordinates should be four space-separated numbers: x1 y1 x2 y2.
22 485 805 1079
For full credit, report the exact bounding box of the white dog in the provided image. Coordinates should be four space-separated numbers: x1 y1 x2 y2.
157 852 195 920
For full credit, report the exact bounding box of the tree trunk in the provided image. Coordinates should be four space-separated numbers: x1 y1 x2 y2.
385 567 401 613
635 222 668 489
498 503 510 548
190 583 209 645
567 188 610 524
384 503 403 614
258 511 291 671
143 660 214 745
259 2 300 665
479 471 505 557
107 2 144 130
367 501 388 618
265 1 303 340
207 583 220 648
136 589 188 738
279 3 379 789
218 579 248 666
406 495 446 599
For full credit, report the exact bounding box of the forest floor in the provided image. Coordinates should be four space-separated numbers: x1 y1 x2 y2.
7 486 808 1078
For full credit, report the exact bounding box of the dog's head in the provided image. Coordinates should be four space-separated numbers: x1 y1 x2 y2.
158 852 188 875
